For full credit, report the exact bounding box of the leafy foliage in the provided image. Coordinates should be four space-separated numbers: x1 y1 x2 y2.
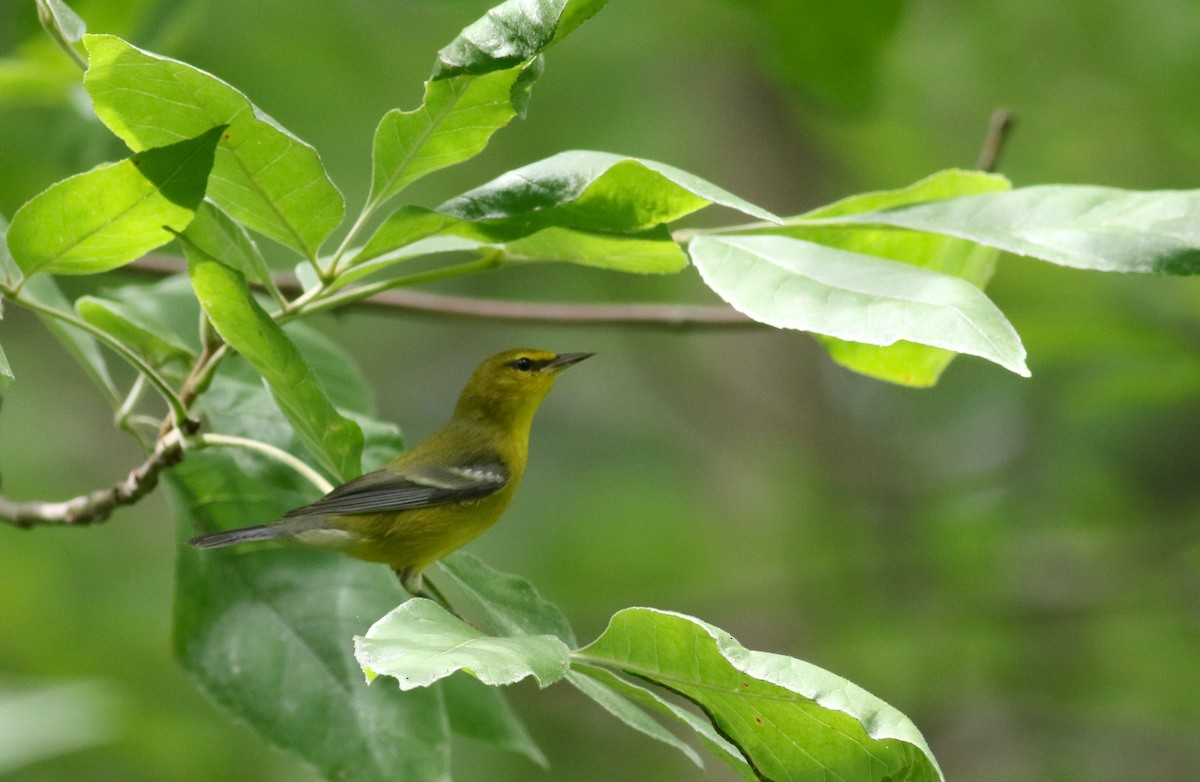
3 0 1200 780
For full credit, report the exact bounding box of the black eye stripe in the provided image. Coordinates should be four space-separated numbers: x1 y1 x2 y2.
511 357 535 371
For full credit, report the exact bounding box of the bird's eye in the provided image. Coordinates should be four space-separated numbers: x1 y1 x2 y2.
513 357 534 372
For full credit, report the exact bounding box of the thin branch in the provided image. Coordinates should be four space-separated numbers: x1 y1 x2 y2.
0 429 186 528
977 108 1016 173
124 254 759 329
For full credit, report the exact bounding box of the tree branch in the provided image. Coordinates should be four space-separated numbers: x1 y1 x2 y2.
977 108 1016 173
0 429 186 528
125 254 759 329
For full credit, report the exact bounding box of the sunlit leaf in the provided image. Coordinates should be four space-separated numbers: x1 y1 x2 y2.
355 599 571 689
7 127 221 276
370 61 540 207
440 150 780 231
84 35 344 259
690 234 1029 378
576 608 944 782
824 184 1200 274
770 169 1011 385
431 0 608 79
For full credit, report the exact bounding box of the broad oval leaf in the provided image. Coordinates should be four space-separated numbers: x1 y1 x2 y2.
826 185 1200 274
355 599 571 689
431 0 608 79
84 34 344 259
690 234 1030 378
184 202 273 292
7 126 221 276
775 169 1012 385
439 150 780 232
576 608 944 782
183 237 364 481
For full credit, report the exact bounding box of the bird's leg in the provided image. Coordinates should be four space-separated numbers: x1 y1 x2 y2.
394 566 460 617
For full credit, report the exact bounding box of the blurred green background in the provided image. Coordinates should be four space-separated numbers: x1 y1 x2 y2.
3 0 1200 780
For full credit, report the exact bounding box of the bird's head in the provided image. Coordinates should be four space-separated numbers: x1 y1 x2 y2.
453 349 594 430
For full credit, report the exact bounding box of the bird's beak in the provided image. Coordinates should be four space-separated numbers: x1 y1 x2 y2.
545 352 595 372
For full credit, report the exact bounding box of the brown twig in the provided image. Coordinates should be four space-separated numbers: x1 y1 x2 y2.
1 429 186 528
977 108 1016 173
124 254 759 329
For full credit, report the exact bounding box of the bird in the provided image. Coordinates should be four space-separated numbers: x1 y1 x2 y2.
188 348 592 599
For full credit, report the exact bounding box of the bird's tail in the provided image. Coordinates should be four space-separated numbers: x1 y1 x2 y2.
188 524 289 549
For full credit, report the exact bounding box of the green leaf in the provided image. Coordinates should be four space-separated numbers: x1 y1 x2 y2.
439 150 781 232
576 608 944 782
184 237 364 481
183 202 274 292
823 184 1200 274
564 670 704 769
171 369 450 782
0 679 120 776
355 599 571 689
773 169 1011 385
84 34 344 259
7 126 221 276
370 61 540 207
436 551 576 645
690 234 1030 379
76 295 194 367
431 0 608 79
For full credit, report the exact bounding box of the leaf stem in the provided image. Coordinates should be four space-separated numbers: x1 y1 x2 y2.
186 433 334 493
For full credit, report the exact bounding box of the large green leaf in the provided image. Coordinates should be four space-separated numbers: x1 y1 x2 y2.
184 238 364 481
440 674 548 768
439 150 780 232
171 370 450 782
84 34 344 259
7 126 221 276
355 599 571 689
576 608 944 782
431 0 608 79
370 61 540 207
770 169 1011 385
821 185 1200 274
690 234 1030 378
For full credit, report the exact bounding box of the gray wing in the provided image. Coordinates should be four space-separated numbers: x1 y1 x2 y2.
285 462 510 518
